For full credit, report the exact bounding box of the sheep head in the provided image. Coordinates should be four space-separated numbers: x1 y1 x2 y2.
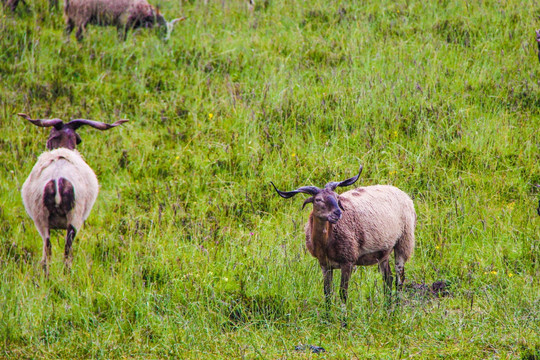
156 13 186 40
271 165 363 224
18 113 128 150
154 7 186 40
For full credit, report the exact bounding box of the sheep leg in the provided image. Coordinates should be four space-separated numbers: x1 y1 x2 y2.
378 259 393 296
75 24 86 42
339 264 353 304
321 266 333 312
339 264 353 327
64 225 76 270
117 25 128 41
65 18 75 36
41 232 52 277
33 221 52 277
394 255 406 292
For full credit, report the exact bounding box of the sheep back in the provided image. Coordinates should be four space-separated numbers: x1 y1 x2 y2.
21 148 99 232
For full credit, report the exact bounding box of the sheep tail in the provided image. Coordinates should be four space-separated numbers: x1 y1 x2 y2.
54 180 61 205
43 178 75 217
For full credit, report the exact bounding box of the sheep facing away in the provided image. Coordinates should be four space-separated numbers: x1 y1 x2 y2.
64 0 185 41
271 165 416 310
19 113 127 276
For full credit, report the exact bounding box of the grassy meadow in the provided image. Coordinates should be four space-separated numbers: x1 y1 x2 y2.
1 0 539 358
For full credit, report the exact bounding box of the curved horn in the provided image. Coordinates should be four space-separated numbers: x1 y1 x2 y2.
169 17 186 26
270 181 320 199
325 164 363 191
18 113 64 130
163 17 185 40
65 119 128 130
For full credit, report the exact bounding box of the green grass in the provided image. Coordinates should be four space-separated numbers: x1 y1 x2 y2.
1 0 539 358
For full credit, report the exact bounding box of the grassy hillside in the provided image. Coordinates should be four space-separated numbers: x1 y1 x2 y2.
1 0 539 358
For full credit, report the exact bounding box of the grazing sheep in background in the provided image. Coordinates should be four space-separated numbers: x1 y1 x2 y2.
64 0 185 41
18 113 127 276
271 165 416 310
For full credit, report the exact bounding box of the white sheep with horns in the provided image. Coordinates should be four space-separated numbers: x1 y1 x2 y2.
19 113 128 276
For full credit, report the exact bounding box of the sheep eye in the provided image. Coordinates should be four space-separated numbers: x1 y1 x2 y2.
315 198 323 203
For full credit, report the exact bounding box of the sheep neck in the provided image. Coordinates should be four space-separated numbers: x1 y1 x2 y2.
310 215 334 264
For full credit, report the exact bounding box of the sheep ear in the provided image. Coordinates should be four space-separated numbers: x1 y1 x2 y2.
302 197 314 209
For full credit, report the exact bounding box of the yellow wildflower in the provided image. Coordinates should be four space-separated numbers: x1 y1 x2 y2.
490 271 497 275
208 113 214 120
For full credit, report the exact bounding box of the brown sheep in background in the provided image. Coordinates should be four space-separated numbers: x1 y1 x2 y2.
271 165 416 313
64 0 185 41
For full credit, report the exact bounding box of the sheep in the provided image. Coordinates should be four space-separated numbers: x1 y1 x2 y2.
271 165 416 310
64 0 185 41
18 113 128 276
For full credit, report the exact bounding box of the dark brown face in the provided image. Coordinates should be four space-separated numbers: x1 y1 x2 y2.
311 189 343 224
46 127 81 150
